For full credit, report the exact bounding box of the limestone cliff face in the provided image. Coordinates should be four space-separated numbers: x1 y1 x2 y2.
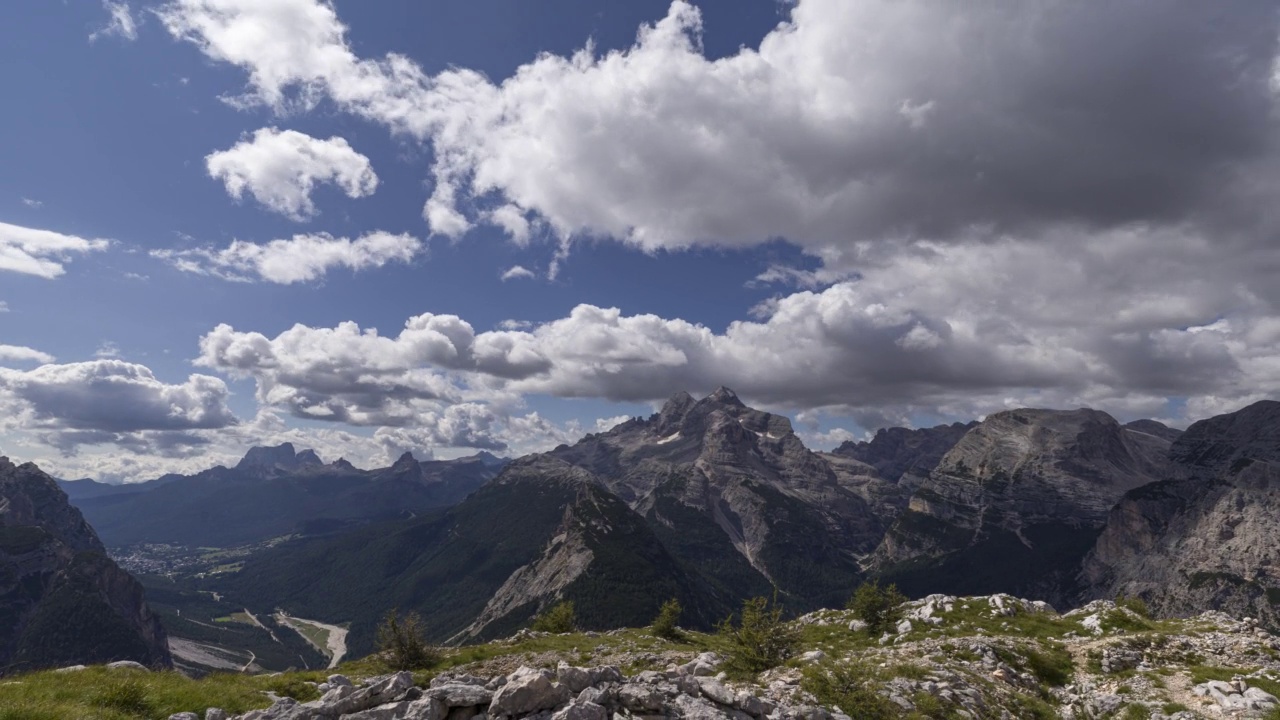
0 458 170 673
870 408 1174 603
1083 401 1280 626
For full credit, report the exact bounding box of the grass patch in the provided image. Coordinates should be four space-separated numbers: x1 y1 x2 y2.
800 663 897 720
1023 641 1074 687
0 666 327 719
1120 703 1150 720
1188 664 1251 686
933 599 1083 640
1099 609 1154 634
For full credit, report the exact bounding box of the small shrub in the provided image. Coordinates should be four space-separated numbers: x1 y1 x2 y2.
846 580 908 635
1116 595 1150 618
376 610 441 670
652 598 683 641
1162 702 1189 714
800 663 895 720
718 596 799 675
531 601 577 634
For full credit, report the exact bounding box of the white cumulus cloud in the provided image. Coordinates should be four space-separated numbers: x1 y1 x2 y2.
0 360 237 438
159 0 1280 253
206 127 377 221
0 222 111 278
0 345 55 365
153 231 422 283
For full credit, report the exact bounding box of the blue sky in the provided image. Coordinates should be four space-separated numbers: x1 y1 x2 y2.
2 0 1279 481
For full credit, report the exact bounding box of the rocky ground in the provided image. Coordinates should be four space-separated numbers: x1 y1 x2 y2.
151 594 1280 720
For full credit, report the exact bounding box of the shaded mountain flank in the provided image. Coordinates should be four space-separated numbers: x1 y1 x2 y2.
0 457 170 673
1083 400 1280 626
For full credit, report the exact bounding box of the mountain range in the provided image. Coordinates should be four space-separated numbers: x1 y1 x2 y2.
59 445 508 547
8 387 1280 672
189 390 1280 659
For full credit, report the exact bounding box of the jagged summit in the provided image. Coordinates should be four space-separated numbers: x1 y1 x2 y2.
235 443 324 474
705 386 745 406
650 387 791 442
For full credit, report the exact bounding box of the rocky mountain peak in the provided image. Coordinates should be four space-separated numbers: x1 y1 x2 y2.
0 457 100 554
236 443 325 474
472 451 506 467
1085 400 1280 627
1123 418 1183 442
1170 399 1280 472
934 407 1142 478
392 451 419 470
704 386 745 407
653 391 697 435
872 407 1174 602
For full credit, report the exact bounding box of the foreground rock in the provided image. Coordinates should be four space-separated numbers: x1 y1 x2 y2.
184 594 1280 720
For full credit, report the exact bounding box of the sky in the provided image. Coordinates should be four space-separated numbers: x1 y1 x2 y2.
1 0 1279 482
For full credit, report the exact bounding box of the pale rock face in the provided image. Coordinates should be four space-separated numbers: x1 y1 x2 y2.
869 408 1175 604
1083 401 1280 626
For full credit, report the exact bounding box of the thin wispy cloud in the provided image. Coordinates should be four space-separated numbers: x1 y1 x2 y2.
89 1 139 43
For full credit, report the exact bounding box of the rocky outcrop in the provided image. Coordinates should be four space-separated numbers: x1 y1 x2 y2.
871 408 1175 603
0 457 170 673
1083 400 1280 627
177 594 1280 720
